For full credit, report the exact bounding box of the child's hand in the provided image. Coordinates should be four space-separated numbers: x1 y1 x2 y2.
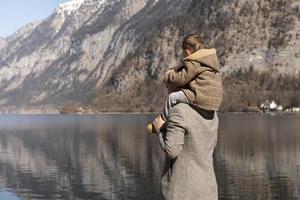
166 69 173 75
165 69 175 78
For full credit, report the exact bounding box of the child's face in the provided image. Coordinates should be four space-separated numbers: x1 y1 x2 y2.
182 48 188 57
183 49 192 57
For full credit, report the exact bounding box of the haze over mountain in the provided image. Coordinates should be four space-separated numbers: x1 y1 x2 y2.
0 0 299 112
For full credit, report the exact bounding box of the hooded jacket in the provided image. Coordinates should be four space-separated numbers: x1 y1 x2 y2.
164 48 223 111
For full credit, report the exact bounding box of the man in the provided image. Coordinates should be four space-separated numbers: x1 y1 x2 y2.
153 103 219 200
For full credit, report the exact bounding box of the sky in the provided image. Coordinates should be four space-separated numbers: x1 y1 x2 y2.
0 0 70 38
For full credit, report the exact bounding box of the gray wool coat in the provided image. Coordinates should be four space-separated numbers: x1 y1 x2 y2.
158 103 218 200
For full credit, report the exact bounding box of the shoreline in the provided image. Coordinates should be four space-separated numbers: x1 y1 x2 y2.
0 111 299 115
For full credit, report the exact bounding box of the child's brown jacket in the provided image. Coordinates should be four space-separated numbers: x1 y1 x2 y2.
164 48 223 111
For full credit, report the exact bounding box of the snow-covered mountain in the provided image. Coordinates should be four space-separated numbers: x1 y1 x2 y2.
0 0 151 108
0 37 6 50
0 0 299 112
55 0 85 16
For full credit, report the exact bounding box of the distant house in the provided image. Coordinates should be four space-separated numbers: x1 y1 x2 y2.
277 105 283 111
269 101 277 111
286 107 300 112
260 100 283 113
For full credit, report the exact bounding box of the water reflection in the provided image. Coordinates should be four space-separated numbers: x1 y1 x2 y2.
0 115 164 200
0 114 299 199
215 114 300 200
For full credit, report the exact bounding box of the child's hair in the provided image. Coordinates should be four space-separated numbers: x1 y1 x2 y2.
182 34 205 53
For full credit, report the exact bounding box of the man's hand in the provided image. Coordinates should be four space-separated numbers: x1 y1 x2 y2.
153 115 165 133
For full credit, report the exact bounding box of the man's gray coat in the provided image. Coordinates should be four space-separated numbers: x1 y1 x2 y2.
158 103 218 200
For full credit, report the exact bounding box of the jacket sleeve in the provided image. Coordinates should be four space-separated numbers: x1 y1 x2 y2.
164 61 201 87
158 107 185 159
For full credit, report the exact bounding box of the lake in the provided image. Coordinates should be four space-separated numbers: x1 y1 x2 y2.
0 114 299 200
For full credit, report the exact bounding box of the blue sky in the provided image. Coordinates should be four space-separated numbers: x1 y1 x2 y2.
0 0 70 37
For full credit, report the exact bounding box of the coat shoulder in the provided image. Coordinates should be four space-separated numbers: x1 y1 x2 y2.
171 103 191 114
169 103 193 121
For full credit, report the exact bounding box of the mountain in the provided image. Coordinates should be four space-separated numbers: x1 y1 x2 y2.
0 0 150 107
0 37 6 49
0 0 299 112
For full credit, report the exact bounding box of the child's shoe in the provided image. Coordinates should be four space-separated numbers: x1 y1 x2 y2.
146 123 157 134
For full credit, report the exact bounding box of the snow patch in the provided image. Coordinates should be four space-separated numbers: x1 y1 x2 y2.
55 0 85 16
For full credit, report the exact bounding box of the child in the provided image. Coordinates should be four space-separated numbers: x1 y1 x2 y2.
147 34 223 133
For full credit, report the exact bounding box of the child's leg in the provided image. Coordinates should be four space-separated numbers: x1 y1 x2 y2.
146 91 188 134
161 90 188 120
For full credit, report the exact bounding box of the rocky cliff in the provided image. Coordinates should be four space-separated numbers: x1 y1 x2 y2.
0 0 299 112
0 37 6 50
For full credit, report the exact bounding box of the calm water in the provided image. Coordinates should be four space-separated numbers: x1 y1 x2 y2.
0 114 299 200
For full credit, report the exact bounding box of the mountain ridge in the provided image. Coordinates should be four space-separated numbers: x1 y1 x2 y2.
0 37 5 50
0 0 299 112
